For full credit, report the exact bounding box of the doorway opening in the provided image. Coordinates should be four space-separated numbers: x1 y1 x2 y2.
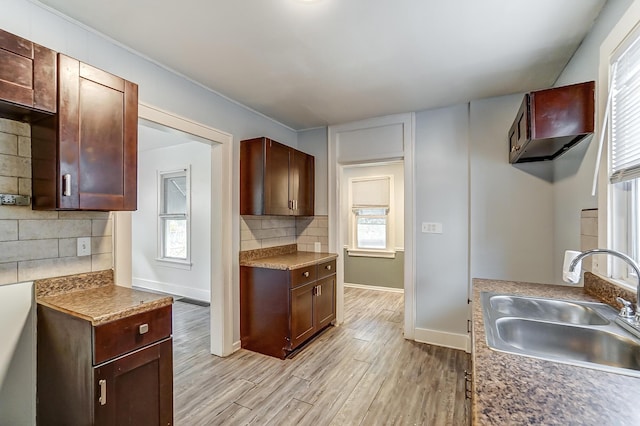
341 161 405 290
114 103 235 357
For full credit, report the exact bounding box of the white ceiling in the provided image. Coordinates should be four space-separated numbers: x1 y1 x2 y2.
38 0 606 130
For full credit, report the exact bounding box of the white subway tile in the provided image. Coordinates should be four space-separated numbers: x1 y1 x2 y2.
0 133 18 155
92 236 112 254
19 219 59 240
241 229 256 241
59 211 111 220
580 217 598 237
308 227 328 237
0 262 18 285
18 178 31 196
0 239 58 262
18 256 92 281
240 240 261 251
242 218 262 230
0 154 30 178
581 209 598 218
0 207 58 220
0 176 18 193
58 220 92 238
17 136 30 158
91 253 112 271
58 238 77 257
92 219 113 237
0 119 30 137
0 220 18 241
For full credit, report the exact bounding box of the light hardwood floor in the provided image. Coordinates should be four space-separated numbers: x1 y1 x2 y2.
173 287 469 425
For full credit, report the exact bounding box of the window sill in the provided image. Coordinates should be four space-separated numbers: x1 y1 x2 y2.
155 258 192 270
591 272 636 293
347 248 396 259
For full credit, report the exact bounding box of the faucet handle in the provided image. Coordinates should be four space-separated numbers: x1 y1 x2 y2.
616 297 635 319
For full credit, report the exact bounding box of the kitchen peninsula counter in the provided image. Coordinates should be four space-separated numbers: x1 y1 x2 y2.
35 270 173 325
472 278 640 425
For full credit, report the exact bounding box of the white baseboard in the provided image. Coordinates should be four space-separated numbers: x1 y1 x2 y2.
414 327 470 352
344 282 404 293
232 340 242 353
133 277 210 302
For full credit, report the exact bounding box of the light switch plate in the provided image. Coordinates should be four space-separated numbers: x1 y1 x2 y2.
421 222 443 234
77 237 91 256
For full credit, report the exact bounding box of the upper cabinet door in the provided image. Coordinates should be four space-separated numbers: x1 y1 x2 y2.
32 54 138 211
240 137 315 216
264 140 292 216
290 149 314 216
0 29 56 118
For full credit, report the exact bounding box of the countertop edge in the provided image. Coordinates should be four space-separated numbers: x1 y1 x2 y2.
37 287 174 326
240 251 338 270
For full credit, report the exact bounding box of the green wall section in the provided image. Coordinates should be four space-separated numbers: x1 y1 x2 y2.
343 248 404 289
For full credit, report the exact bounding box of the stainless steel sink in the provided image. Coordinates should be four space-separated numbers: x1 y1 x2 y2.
489 294 609 325
481 292 640 377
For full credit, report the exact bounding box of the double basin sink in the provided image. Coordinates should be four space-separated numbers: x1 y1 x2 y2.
481 292 640 377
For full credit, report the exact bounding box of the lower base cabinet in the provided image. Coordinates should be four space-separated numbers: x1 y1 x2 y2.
37 304 173 425
241 259 336 359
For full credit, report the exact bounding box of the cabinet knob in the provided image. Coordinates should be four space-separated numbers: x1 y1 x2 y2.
139 323 149 335
325 265 332 270
303 271 310 278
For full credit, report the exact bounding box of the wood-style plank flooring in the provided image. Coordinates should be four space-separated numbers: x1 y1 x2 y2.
173 287 469 425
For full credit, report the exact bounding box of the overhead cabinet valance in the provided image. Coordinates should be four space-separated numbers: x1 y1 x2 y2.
508 81 595 163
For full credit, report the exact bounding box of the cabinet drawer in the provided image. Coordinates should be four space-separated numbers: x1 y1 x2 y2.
290 265 317 287
93 305 172 365
317 259 336 279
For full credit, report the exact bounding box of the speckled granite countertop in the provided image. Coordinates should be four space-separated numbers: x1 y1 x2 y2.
36 271 173 326
472 279 640 425
240 251 338 270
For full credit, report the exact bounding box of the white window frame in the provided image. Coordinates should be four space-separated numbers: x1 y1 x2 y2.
347 175 395 258
156 167 192 269
598 5 640 290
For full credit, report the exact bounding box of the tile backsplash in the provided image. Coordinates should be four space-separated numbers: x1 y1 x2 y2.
241 215 328 252
580 209 598 273
0 118 112 285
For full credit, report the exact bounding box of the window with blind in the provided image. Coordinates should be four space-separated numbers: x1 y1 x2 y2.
349 176 394 257
158 168 191 265
610 26 640 282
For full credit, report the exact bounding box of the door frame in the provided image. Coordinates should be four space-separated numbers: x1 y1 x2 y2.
328 113 415 339
113 102 236 357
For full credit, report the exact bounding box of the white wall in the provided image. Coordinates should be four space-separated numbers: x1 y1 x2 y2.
469 95 555 284
551 0 634 283
298 127 329 215
414 105 470 339
133 140 212 301
341 162 404 249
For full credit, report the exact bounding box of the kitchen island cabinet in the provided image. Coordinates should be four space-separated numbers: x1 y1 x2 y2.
240 252 337 359
37 284 173 426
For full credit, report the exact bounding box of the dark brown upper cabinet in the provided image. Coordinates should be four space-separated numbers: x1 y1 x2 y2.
508 81 595 163
0 29 56 121
32 54 138 211
241 137 314 216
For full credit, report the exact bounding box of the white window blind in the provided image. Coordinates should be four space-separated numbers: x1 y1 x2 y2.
351 177 390 207
611 32 640 184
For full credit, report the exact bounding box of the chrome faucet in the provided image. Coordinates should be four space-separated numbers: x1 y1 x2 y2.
567 248 640 336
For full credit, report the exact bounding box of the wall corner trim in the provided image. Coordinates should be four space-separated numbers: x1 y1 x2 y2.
414 327 470 352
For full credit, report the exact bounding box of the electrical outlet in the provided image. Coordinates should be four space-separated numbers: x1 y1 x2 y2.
77 237 91 257
421 222 443 234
